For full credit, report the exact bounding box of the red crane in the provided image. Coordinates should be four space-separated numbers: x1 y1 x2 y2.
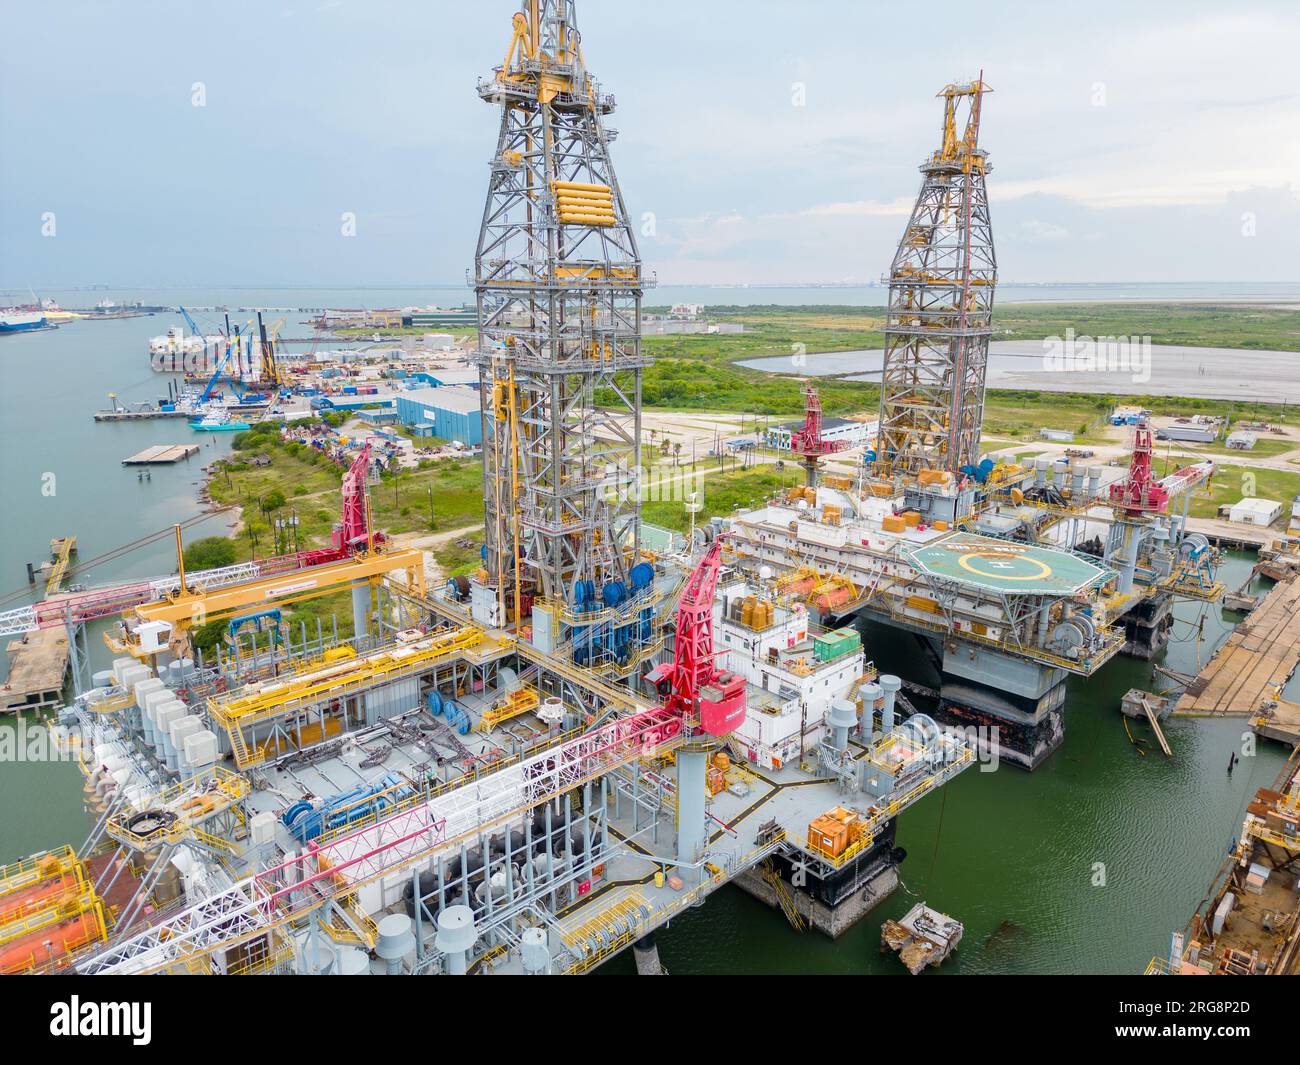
645 537 746 736
1108 414 1169 516
1 443 381 639
789 384 848 486
333 442 378 551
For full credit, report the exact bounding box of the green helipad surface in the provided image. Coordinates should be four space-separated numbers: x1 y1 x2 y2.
905 532 1107 596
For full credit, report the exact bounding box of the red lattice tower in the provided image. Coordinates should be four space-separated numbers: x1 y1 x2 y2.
1109 415 1169 516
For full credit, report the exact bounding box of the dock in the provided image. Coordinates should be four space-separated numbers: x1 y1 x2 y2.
1172 575 1300 719
122 445 201 466
94 410 191 423
1 628 69 714
44 536 76 598
880 902 963 974
1251 700 1300 746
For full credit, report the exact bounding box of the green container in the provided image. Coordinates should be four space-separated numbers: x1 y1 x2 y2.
813 628 860 662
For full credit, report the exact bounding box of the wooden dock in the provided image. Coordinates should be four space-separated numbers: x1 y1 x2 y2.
1173 575 1300 718
122 444 201 465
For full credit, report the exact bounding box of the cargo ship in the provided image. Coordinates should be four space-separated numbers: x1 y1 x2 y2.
0 309 49 334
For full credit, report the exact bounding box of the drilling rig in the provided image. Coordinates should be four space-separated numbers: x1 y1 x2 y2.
876 78 995 502
472 0 650 634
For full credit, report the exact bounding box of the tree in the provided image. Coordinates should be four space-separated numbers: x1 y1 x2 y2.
182 536 236 571
190 618 228 657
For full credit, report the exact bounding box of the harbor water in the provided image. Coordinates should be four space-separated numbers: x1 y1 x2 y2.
0 287 1290 974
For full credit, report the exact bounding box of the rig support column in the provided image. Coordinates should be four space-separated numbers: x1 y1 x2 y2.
675 747 708 886
633 932 664 975
351 580 370 640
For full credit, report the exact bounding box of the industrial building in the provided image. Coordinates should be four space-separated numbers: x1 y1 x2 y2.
394 386 483 444
1229 497 1282 526
768 417 873 452
1156 422 1218 443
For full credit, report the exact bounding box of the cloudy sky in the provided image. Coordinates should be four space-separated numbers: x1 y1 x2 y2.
3 0 1298 287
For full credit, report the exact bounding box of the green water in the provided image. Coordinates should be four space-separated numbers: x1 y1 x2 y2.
0 295 1289 974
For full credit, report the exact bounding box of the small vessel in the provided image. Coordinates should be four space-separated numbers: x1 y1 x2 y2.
191 408 250 432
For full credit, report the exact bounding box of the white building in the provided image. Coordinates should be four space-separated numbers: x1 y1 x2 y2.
767 418 875 452
713 580 866 770
1228 497 1282 526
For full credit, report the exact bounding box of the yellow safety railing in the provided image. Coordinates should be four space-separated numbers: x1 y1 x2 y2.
0 845 82 898
478 685 540 732
105 767 249 850
84 689 135 715
0 885 101 948
210 627 484 727
807 748 975 868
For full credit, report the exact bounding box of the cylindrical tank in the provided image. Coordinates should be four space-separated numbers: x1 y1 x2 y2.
375 913 415 975
859 681 883 739
521 926 550 975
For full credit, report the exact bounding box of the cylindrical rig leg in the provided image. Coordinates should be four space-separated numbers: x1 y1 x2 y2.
675 748 708 886
633 932 664 975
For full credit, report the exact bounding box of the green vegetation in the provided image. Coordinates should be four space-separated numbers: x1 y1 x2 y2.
1183 464 1300 520
205 428 484 563
626 303 1300 423
182 536 237 571
641 467 800 532
433 539 483 579
371 458 482 536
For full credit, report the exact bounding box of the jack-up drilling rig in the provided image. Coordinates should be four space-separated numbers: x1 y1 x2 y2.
877 78 995 485
472 0 649 633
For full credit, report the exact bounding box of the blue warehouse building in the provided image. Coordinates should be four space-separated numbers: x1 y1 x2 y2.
394 386 483 445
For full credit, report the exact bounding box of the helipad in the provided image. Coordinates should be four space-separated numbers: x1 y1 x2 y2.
905 532 1109 596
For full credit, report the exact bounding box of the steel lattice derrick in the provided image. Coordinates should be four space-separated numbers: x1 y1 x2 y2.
474 1 649 616
878 79 996 478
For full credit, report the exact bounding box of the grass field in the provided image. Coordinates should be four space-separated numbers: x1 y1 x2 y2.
1185 464 1300 519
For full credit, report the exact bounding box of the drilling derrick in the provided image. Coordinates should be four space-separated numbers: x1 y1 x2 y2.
877 78 996 480
473 0 649 630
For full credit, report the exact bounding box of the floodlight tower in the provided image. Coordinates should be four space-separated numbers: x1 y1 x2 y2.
472 0 650 628
877 78 996 480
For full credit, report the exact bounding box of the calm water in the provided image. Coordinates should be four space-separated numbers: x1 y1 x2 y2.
0 287 1290 973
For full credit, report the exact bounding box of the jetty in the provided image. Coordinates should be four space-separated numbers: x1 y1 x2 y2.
122 445 201 466
1172 575 1300 720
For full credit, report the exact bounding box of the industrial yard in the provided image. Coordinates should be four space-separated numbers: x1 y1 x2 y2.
1 4 1299 1032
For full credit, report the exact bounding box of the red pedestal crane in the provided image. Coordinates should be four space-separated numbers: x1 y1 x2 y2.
1108 414 1170 516
789 384 848 487
646 537 746 736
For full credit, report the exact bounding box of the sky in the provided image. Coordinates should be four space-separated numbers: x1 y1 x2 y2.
2 0 1298 289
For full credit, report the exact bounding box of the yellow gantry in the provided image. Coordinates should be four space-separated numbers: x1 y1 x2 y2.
136 548 427 629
